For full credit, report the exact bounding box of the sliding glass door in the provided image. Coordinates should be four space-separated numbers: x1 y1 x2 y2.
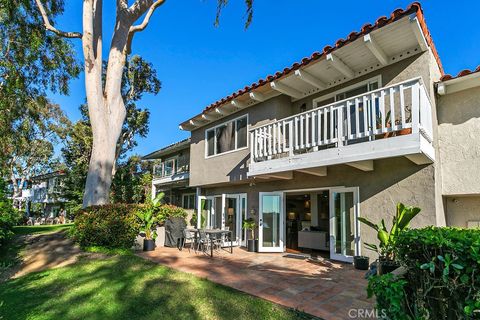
258 192 284 252
329 187 360 262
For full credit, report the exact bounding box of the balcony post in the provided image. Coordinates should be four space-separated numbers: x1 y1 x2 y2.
289 120 294 157
250 131 255 163
411 82 420 134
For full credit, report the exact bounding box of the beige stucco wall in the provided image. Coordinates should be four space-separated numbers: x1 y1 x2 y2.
445 196 480 228
189 51 438 188
189 94 292 187
438 86 480 196
201 157 437 260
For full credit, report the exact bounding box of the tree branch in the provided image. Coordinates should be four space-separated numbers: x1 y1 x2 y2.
34 0 83 39
125 0 165 54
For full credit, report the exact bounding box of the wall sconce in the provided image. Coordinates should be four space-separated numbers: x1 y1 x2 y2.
228 208 234 216
288 212 296 220
304 199 311 209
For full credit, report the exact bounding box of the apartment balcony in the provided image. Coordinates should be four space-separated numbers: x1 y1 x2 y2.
248 78 434 177
152 155 190 186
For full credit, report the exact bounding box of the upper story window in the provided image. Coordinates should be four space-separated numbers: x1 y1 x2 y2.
314 76 381 109
154 154 190 178
206 115 248 157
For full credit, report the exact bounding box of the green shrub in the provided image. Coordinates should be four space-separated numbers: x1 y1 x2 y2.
370 227 480 319
367 274 409 320
156 204 187 224
73 204 141 249
0 202 21 247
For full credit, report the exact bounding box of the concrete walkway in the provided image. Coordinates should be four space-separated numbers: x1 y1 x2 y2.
139 246 374 320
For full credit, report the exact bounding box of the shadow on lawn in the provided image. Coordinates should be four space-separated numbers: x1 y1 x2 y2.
0 255 309 320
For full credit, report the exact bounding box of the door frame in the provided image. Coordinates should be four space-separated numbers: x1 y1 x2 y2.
258 191 285 253
224 193 246 246
329 187 361 263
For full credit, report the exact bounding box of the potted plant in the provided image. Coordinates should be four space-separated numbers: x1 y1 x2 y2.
358 203 421 275
135 193 163 251
375 110 392 139
242 218 257 252
353 255 370 270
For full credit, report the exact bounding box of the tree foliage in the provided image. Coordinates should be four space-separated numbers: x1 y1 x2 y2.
0 0 79 188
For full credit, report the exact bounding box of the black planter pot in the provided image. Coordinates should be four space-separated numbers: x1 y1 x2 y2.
247 239 255 252
143 239 155 251
377 258 400 275
353 256 370 270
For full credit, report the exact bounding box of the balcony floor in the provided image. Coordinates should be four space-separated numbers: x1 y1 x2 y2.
249 132 434 177
139 246 372 319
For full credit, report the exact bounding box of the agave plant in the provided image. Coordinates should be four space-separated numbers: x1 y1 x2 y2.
358 203 421 260
135 193 164 240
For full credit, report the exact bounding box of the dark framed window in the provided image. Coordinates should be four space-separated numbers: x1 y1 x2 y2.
206 115 248 157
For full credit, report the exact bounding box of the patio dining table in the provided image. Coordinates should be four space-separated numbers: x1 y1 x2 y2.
186 228 233 258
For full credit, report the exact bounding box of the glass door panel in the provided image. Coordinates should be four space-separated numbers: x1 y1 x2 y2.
259 192 284 252
225 197 238 245
240 195 247 246
200 197 212 229
329 187 360 263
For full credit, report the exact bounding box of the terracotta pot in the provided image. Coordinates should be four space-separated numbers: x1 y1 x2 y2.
396 128 412 136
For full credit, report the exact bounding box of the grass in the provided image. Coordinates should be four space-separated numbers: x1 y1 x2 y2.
0 254 313 320
12 224 74 236
82 245 134 256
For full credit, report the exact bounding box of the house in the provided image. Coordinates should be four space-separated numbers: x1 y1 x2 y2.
147 3 480 262
13 171 68 217
142 138 197 223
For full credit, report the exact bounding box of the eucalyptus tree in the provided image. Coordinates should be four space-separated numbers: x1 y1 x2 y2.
34 0 254 207
0 0 80 174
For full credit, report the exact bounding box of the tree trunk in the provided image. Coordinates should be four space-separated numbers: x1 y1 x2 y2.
81 1 128 207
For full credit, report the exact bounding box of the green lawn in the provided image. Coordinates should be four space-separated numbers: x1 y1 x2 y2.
0 255 312 320
12 224 74 235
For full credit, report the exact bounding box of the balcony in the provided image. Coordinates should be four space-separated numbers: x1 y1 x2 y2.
152 155 190 185
248 78 434 177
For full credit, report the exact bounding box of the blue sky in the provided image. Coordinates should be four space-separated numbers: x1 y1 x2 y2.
51 1 480 157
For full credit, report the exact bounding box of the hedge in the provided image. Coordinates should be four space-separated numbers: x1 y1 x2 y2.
73 203 188 249
369 227 480 319
73 204 141 249
0 202 21 247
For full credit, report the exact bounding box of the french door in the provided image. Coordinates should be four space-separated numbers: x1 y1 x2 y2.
258 192 284 252
329 187 360 263
224 194 246 246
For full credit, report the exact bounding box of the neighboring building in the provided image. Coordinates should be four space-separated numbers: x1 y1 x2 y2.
143 138 197 223
7 171 68 216
27 171 67 217
146 3 480 262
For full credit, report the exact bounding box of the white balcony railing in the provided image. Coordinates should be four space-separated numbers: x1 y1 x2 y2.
250 78 433 164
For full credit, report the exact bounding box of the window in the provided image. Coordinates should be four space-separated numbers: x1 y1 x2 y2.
182 194 196 210
163 158 175 176
205 115 248 157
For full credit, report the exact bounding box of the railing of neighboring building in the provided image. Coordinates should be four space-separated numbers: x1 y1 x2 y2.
153 155 190 178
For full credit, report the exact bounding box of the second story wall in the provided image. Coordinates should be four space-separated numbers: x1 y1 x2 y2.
189 50 440 188
190 95 291 187
438 86 480 195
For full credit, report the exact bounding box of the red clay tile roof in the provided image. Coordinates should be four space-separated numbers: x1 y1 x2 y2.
440 66 480 81
182 2 443 126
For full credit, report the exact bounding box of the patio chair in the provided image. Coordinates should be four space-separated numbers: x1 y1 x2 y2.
196 230 210 254
182 229 196 253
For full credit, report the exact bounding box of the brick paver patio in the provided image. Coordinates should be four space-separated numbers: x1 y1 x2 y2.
138 246 374 319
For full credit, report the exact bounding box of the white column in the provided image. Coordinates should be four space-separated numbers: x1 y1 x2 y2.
151 183 157 200
196 187 202 229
